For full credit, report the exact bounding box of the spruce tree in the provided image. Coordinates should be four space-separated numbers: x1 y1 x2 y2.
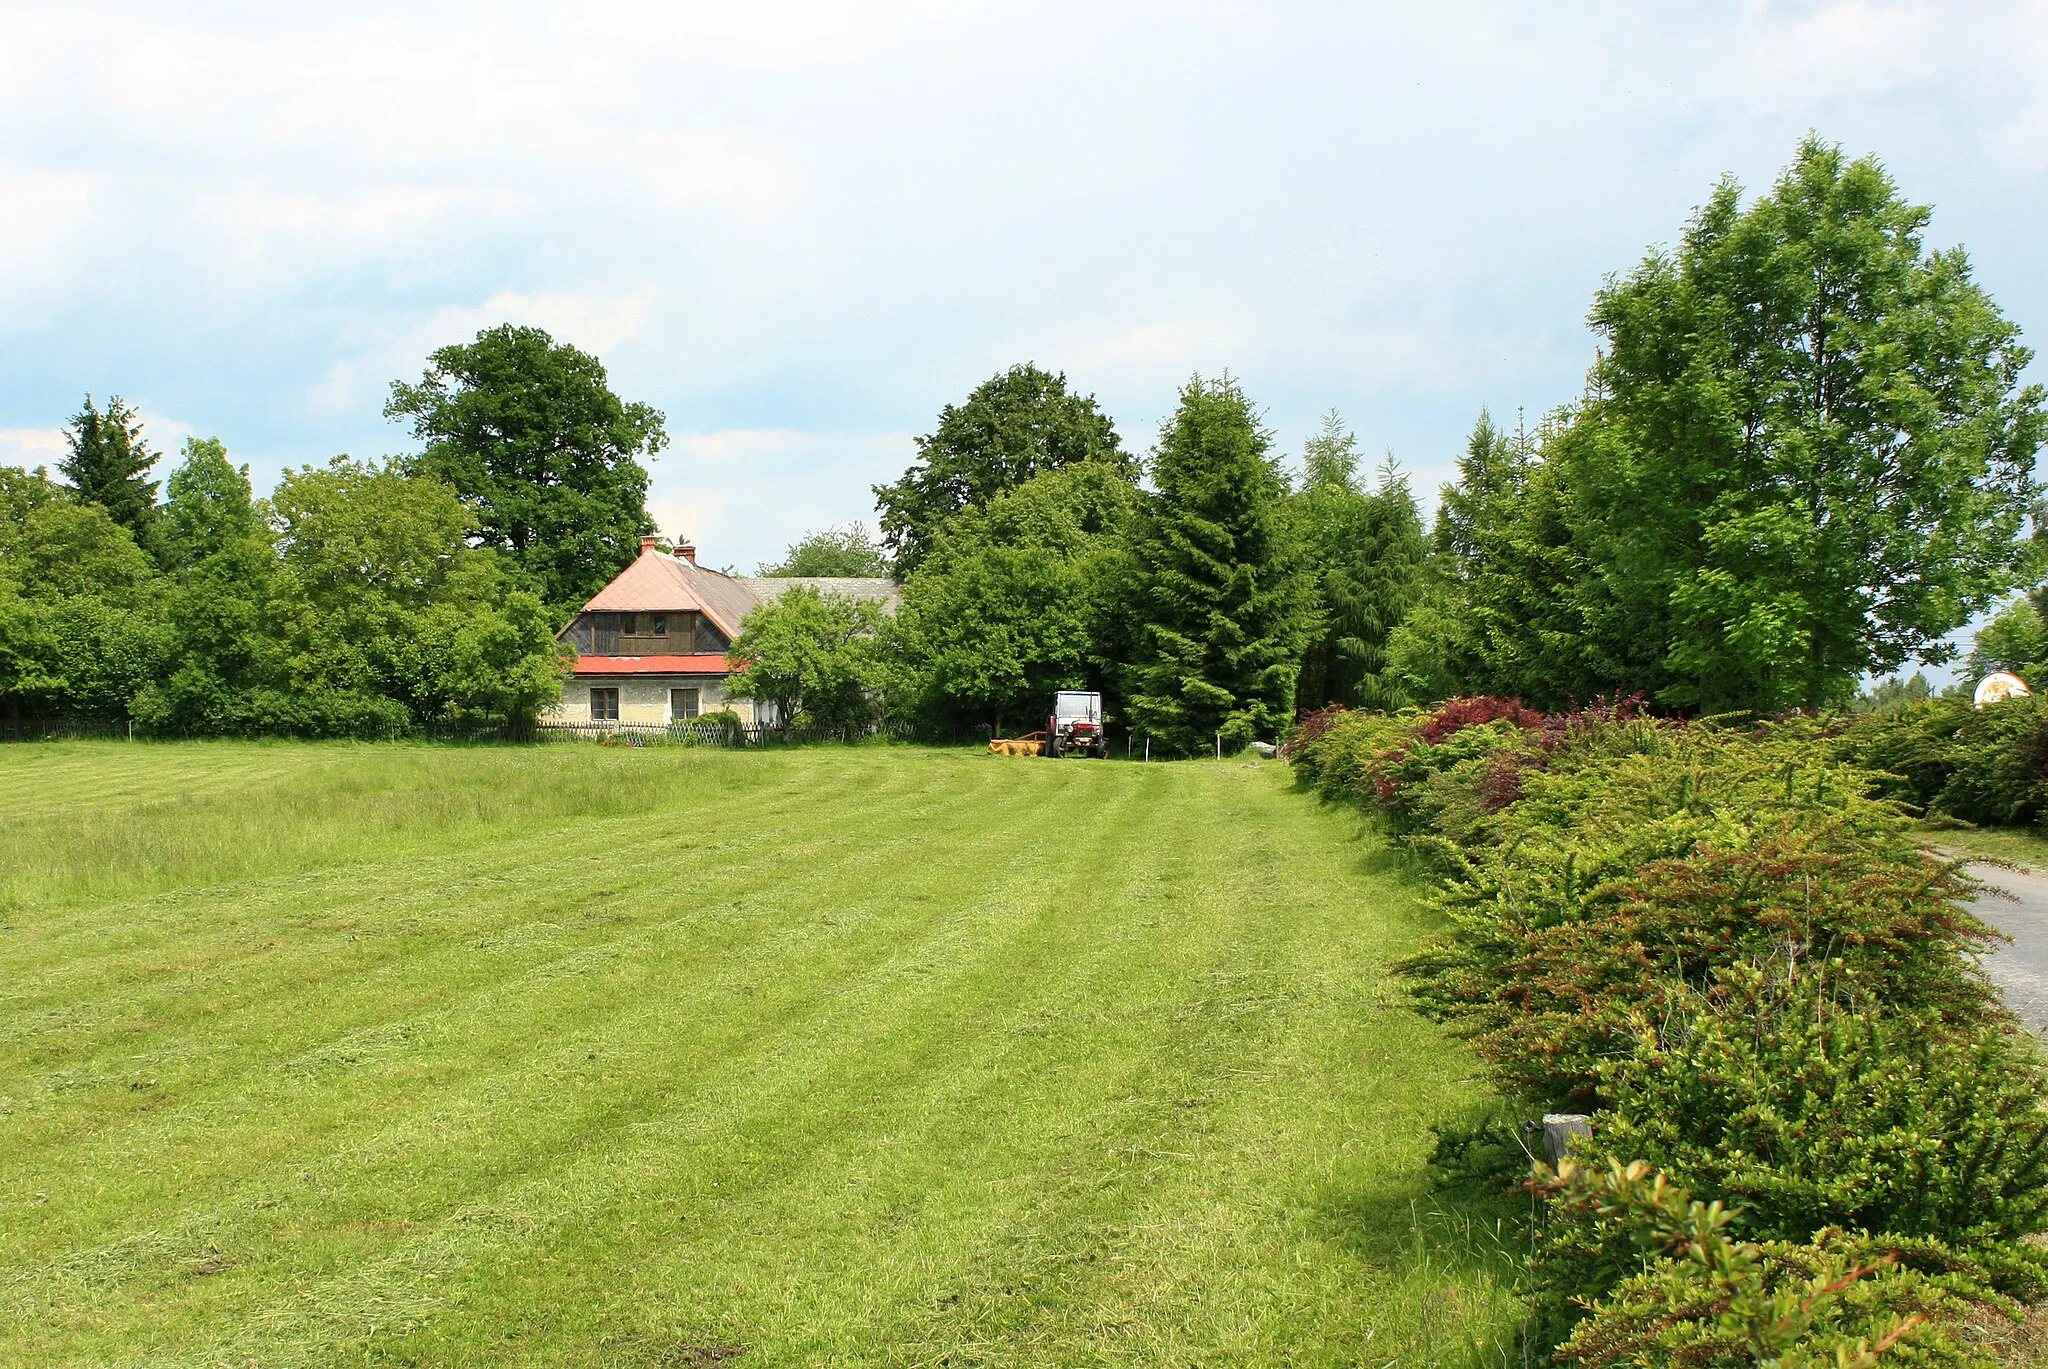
1121 376 1307 753
60 395 163 559
1291 413 1426 711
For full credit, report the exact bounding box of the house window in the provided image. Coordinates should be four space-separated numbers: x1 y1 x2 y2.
651 614 667 636
590 687 620 722
618 613 637 635
670 687 700 721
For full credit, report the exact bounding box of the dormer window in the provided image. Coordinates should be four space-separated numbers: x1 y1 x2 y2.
619 613 637 634
651 615 667 636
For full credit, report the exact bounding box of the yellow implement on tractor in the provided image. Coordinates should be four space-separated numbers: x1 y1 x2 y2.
989 731 1048 757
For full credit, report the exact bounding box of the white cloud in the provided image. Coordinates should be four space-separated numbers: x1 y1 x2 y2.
0 0 2042 568
309 288 660 417
0 426 66 471
654 428 913 571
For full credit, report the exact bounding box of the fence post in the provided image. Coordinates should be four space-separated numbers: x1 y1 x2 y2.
1215 732 1221 761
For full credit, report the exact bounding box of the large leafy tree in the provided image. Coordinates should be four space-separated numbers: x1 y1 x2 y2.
874 363 1130 575
895 462 1138 734
1118 376 1308 752
1289 412 1427 711
60 395 164 561
1566 136 2045 712
0 464 168 722
263 458 563 736
131 439 277 734
726 586 889 732
386 325 664 612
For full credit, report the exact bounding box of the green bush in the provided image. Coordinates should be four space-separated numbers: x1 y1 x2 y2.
1587 973 2048 1253
1308 697 2048 1363
1835 696 2048 826
1283 704 1420 802
1537 1158 2002 1368
1398 721 1996 1103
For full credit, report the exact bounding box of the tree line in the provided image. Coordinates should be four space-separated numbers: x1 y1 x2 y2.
5 137 2040 745
739 136 2043 746
0 327 665 736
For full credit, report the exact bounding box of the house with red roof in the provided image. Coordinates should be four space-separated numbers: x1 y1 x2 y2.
549 537 899 727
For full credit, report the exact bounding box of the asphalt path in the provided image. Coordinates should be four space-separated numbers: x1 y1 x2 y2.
1963 860 2048 1035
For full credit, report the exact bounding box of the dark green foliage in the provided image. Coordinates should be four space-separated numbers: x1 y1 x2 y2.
873 363 1130 576
59 396 164 562
255 458 565 737
1564 137 2044 712
894 463 1136 734
1118 376 1309 753
387 324 664 612
1393 140 2046 715
757 522 892 577
1836 696 2048 826
1388 412 1611 710
132 440 275 735
0 469 167 724
1289 413 1427 711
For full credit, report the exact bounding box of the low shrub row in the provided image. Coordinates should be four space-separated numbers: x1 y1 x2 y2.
1836 694 2048 827
1289 701 2048 1366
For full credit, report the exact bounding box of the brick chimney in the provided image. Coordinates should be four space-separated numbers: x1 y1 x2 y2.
676 543 697 564
639 535 660 553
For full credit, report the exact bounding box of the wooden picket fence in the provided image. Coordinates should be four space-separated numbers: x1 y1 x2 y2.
535 720 906 748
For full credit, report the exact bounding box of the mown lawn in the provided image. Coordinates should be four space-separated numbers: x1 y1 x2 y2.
0 742 1517 1367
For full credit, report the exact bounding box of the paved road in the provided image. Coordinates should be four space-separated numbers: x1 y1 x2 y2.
1964 861 2048 1035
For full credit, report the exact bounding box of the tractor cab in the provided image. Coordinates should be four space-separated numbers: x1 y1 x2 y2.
1048 691 1108 757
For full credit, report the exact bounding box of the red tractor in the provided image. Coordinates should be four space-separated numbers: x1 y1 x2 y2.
1047 691 1109 757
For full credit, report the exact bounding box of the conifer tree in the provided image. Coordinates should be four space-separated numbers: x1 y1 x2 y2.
60 395 163 560
1290 412 1426 711
1120 376 1307 752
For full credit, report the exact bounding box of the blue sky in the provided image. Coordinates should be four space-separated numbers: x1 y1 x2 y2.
2 0 2045 604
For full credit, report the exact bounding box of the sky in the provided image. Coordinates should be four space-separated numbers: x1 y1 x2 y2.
2 0 2046 609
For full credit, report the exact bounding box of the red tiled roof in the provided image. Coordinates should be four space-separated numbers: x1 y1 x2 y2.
580 546 755 639
571 655 735 675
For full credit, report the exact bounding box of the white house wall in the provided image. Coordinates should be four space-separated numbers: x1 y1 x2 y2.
550 675 754 726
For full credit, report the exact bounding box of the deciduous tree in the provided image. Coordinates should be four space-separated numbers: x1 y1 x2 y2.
874 363 1129 575
757 522 892 577
1568 136 2045 712
386 325 664 611
727 586 888 732
895 462 1137 733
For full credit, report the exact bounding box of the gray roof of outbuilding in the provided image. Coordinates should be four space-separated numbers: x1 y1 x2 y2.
735 577 902 613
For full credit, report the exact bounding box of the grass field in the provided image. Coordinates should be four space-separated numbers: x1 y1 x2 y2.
0 741 1519 1368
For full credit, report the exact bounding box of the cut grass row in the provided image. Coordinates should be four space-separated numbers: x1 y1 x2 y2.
0 742 1519 1366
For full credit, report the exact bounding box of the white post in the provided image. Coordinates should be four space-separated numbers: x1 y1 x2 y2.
1144 737 1150 763
1215 732 1221 761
